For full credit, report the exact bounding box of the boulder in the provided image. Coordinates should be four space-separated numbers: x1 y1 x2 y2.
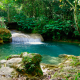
0 28 12 43
19 52 43 77
30 34 44 41
58 54 67 58
20 52 42 63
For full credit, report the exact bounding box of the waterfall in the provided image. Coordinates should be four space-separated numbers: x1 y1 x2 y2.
11 30 44 44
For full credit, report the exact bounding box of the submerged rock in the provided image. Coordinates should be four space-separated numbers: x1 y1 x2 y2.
58 54 67 58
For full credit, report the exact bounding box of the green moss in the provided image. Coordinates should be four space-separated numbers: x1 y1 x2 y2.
0 28 11 43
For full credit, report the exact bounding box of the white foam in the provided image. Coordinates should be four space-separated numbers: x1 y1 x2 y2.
25 42 44 44
11 30 44 44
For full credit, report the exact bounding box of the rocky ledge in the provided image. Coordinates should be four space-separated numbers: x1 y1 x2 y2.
0 53 80 80
0 28 12 43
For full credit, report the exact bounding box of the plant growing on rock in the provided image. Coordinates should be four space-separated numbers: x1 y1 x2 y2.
70 56 80 66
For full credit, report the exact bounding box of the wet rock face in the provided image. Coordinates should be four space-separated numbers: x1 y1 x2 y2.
0 52 43 79
0 28 12 43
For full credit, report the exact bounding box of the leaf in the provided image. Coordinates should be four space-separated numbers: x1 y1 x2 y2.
59 0 62 2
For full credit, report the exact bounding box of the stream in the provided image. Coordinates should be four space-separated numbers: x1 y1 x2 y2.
0 30 80 64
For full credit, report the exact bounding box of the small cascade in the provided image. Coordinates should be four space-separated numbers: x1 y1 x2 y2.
11 30 44 44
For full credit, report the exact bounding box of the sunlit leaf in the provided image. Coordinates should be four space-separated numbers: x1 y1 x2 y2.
59 0 62 2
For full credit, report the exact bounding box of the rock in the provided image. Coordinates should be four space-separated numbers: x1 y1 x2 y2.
0 60 7 64
0 60 7 67
0 52 43 79
21 52 42 63
62 66 73 72
7 55 20 60
0 28 12 43
30 34 44 41
58 54 67 58
0 54 80 80
6 58 22 67
20 52 29 57
0 77 12 80
0 67 18 78
19 52 43 77
0 38 3 43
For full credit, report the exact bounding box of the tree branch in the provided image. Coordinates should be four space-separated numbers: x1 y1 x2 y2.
66 0 74 8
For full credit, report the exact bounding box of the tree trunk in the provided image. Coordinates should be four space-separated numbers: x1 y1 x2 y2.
7 4 10 22
74 0 79 31
66 0 79 31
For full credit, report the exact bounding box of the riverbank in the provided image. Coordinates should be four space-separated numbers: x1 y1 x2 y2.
52 39 80 44
41 54 80 80
0 53 80 80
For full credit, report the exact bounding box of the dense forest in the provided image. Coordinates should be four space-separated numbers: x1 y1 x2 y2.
0 0 80 41
0 0 80 80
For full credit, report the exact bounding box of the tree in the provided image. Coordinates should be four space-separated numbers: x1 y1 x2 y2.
59 0 80 32
0 0 21 22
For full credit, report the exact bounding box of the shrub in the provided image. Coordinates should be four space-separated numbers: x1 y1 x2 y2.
0 17 6 28
40 19 74 40
12 13 36 33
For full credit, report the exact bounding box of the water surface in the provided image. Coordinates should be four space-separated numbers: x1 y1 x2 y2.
0 42 80 60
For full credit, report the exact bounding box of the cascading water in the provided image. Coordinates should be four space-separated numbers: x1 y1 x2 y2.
11 30 44 44
0 30 80 63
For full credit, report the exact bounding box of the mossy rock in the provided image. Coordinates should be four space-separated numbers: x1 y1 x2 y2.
19 52 43 77
0 28 12 43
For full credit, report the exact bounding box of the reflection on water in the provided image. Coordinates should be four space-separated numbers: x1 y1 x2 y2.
0 42 80 64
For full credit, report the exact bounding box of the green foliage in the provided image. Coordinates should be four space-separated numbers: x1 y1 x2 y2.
5 55 12 60
34 16 48 33
39 19 74 40
22 56 32 63
70 56 80 66
0 17 6 28
74 31 80 36
12 14 36 32
0 0 80 41
66 72 80 80
22 55 43 76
